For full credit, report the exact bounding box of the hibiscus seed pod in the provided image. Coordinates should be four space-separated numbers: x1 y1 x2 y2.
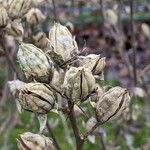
25 8 46 27
8 0 33 19
17 42 54 83
5 19 24 39
96 87 130 123
105 9 118 26
63 67 95 104
48 23 78 66
0 4 9 28
17 132 56 150
18 82 55 114
79 54 106 75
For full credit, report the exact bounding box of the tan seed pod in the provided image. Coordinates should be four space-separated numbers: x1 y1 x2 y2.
17 42 54 83
8 0 33 19
79 54 106 75
141 23 150 38
96 86 130 123
0 4 9 28
18 82 55 114
105 9 118 26
17 132 56 150
25 8 46 26
63 67 95 104
48 23 78 66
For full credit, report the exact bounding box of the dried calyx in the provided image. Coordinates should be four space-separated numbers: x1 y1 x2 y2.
96 86 130 124
63 67 95 104
17 42 54 83
17 132 56 150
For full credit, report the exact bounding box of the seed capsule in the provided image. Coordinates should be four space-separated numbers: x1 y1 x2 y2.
141 23 150 38
8 0 33 19
17 132 56 150
18 82 55 114
79 54 106 75
17 42 54 83
96 87 130 123
25 8 46 26
0 4 9 28
5 19 24 40
48 23 78 66
63 67 95 104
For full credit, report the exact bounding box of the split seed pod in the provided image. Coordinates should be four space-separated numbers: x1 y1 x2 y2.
63 67 95 104
48 23 78 66
25 8 46 27
79 54 106 75
8 0 33 19
18 82 55 114
96 87 130 123
17 132 56 150
0 4 9 28
17 42 53 83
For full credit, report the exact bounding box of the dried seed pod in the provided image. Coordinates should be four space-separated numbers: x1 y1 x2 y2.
96 87 130 123
141 23 150 38
18 82 55 114
17 42 54 83
5 19 24 40
8 0 33 19
0 4 9 28
105 9 118 26
48 23 78 66
63 67 95 104
79 54 106 75
17 132 56 150
25 8 46 26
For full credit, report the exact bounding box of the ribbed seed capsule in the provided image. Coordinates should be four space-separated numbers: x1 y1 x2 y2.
25 8 45 26
17 42 53 83
63 67 95 104
96 87 130 123
5 19 24 39
79 54 106 75
0 4 9 28
18 82 55 114
17 132 56 150
8 0 33 19
48 23 78 66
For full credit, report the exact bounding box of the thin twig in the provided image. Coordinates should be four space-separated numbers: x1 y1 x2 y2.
46 121 61 150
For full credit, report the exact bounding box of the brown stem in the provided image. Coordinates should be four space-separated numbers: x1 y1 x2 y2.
67 101 84 150
51 0 58 21
46 122 61 150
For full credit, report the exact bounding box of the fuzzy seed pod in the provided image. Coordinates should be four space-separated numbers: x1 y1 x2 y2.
18 82 55 114
8 0 33 19
63 67 95 104
17 132 56 150
79 54 106 75
105 9 118 26
5 19 24 40
48 23 78 66
17 43 54 83
96 87 130 123
25 8 46 26
0 4 9 28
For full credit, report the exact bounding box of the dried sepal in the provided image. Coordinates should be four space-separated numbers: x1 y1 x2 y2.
17 42 54 83
0 4 9 28
48 23 78 66
17 132 56 150
63 67 95 104
79 54 106 75
96 87 130 123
